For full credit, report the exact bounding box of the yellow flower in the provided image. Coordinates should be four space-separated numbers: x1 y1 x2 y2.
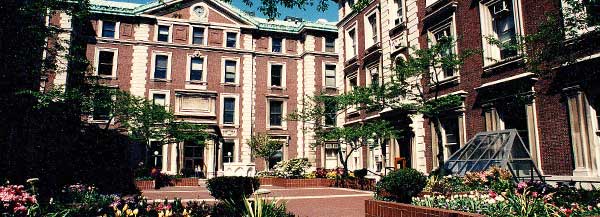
116 210 122 217
133 208 139 216
158 212 164 217
122 204 129 212
183 209 189 216
126 209 133 216
165 210 173 217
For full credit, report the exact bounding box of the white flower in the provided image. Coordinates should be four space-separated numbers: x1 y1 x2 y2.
496 196 505 202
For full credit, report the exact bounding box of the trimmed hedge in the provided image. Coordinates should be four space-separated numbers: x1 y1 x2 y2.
376 168 427 203
206 176 260 201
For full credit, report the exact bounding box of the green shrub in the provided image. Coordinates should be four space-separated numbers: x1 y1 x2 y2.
273 158 311 178
376 168 427 203
206 176 260 201
354 168 368 179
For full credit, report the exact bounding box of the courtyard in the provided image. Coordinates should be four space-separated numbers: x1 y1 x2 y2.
143 185 373 217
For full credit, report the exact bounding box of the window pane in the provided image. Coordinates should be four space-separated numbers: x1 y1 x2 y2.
98 51 114 76
271 65 282 86
192 27 204 44
325 38 335 52
587 0 600 25
270 101 283 126
224 60 236 83
158 25 169 42
226 32 237 48
155 55 168 79
153 94 166 106
190 57 203 81
223 98 235 124
102 21 116 38
93 91 111 120
272 38 282 52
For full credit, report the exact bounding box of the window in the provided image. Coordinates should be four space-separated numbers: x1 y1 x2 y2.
394 0 404 25
325 143 339 158
224 60 237 83
101 21 116 38
270 64 283 87
190 57 204 81
222 141 235 166
97 50 115 76
325 37 335 52
153 93 167 106
367 13 378 46
348 75 358 92
154 54 169 79
585 0 600 25
324 99 337 126
93 90 111 120
226 32 237 48
192 27 205 45
269 101 283 126
157 25 170 42
368 67 379 87
430 23 456 78
348 29 357 58
223 98 235 124
491 0 517 59
481 0 520 64
441 117 460 157
325 64 336 88
272 38 282 52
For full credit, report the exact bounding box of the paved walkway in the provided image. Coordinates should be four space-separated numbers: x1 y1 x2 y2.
142 185 373 217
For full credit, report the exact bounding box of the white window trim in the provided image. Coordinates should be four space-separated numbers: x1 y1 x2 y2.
188 25 208 46
269 37 286 53
186 53 208 83
267 99 287 130
427 16 460 82
221 57 240 85
364 9 380 48
220 94 240 127
392 0 406 26
155 23 173 43
479 0 525 66
345 24 358 61
223 30 240 49
322 62 337 89
346 72 359 114
268 62 286 88
98 20 120 39
151 51 172 81
149 89 171 110
94 47 118 78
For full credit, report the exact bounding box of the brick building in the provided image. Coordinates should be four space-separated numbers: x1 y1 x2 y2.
336 0 600 183
47 0 338 177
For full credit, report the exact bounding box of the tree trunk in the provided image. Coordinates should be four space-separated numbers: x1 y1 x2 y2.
432 117 446 175
265 156 270 171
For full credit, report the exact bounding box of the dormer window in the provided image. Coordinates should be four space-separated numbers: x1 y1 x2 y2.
101 21 117 38
272 38 283 52
157 25 170 42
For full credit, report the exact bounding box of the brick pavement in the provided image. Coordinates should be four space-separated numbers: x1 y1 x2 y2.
142 185 373 217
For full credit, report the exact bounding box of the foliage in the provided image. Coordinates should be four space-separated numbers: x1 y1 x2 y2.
353 168 368 179
206 176 260 201
219 0 329 20
315 168 328 178
0 185 38 216
272 158 311 179
248 134 284 170
223 195 294 217
375 168 427 203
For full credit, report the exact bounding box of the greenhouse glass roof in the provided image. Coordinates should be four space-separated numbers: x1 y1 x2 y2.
443 129 543 182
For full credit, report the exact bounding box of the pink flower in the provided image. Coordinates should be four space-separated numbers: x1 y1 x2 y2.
488 190 497 198
531 192 538 198
517 182 527 189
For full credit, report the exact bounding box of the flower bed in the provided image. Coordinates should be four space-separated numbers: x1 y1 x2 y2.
134 180 155 190
333 178 376 191
271 178 333 188
365 199 483 217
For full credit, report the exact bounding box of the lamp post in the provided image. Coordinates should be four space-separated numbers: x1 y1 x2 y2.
227 151 232 163
153 150 159 168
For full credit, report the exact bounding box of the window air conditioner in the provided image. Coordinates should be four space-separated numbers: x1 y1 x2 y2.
493 1 510 15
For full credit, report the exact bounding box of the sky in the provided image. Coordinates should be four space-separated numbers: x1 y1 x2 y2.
114 0 339 22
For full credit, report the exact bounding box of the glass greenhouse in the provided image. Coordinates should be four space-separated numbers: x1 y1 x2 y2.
443 129 544 182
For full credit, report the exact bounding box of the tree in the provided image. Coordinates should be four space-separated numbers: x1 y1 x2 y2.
248 133 284 170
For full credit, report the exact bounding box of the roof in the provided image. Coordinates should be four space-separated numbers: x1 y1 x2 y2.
89 0 337 33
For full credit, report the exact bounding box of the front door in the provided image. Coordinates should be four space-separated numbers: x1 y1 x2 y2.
184 141 204 176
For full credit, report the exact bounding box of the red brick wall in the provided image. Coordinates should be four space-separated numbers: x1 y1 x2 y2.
365 200 483 217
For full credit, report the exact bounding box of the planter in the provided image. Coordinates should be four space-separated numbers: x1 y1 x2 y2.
171 178 199 186
259 177 276 185
365 199 483 217
333 178 376 191
135 180 155 190
271 178 333 188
